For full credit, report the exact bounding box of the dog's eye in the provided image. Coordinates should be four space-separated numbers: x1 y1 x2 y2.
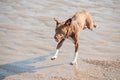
60 34 63 36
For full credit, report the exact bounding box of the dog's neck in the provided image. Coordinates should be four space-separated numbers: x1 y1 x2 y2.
64 25 74 39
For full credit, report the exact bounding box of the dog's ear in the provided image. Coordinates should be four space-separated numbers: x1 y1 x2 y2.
65 18 72 26
54 18 61 27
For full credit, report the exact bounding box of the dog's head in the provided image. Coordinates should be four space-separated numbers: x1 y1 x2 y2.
54 18 72 42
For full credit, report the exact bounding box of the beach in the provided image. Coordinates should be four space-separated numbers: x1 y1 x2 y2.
0 0 120 80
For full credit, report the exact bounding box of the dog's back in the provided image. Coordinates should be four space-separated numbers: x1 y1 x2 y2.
71 10 96 31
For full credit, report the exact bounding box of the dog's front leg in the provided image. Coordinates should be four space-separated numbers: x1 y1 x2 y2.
71 41 79 65
51 39 65 60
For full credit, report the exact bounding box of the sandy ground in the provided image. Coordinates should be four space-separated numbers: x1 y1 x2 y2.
0 0 120 80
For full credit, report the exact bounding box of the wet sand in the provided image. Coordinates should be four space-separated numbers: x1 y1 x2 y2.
0 0 120 80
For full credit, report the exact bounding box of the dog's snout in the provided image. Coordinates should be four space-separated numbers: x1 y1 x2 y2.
54 35 57 39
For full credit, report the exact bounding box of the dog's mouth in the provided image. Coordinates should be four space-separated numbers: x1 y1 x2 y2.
54 35 64 43
55 38 61 43
54 36 63 43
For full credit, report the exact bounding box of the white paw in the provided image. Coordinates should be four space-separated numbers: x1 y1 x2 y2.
51 56 57 60
70 61 77 65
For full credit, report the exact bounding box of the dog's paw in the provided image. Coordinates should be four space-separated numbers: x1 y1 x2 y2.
70 61 77 65
51 56 57 60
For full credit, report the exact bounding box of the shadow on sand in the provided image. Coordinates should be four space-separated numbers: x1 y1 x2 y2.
0 53 66 80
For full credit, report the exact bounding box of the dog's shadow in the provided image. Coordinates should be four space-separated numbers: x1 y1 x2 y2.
0 53 65 80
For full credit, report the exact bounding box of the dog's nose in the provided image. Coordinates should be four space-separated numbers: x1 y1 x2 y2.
54 35 57 39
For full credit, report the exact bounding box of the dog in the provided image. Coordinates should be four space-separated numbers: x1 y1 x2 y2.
51 10 96 65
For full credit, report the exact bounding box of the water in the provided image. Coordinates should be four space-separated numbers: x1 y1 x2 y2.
0 0 120 80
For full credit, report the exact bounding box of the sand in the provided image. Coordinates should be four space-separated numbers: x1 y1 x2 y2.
0 0 120 80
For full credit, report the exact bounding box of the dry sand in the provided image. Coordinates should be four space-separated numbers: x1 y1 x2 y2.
0 0 120 80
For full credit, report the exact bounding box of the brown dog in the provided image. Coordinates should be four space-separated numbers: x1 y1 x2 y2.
51 10 96 65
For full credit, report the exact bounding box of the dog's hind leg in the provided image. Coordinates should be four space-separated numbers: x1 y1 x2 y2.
51 39 65 60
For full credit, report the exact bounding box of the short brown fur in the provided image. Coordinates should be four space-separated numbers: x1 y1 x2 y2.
53 10 96 63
